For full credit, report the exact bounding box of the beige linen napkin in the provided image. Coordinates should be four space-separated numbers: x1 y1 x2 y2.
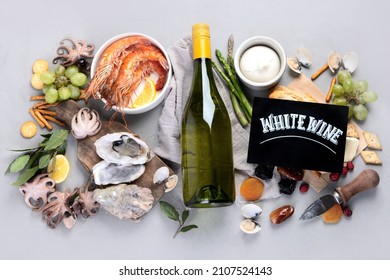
154 36 280 201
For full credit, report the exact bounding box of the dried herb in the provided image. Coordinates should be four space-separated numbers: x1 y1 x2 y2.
6 129 69 186
159 201 198 238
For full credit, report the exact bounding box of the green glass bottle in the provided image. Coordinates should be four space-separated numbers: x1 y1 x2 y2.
181 23 235 208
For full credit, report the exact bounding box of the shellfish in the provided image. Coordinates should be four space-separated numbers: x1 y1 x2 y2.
93 184 154 221
240 204 262 219
342 51 358 73
92 161 145 185
94 132 154 166
240 219 261 234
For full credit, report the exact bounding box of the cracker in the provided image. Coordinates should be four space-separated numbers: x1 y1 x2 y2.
363 131 382 150
360 150 382 165
346 121 359 139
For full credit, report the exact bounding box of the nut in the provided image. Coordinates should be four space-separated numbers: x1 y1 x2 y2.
269 205 294 224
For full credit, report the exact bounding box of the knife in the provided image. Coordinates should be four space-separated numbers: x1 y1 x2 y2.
300 169 380 220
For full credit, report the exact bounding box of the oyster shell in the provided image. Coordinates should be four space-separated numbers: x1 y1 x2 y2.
240 219 261 234
94 132 154 165
93 184 154 221
92 160 145 185
342 51 358 73
296 47 312 67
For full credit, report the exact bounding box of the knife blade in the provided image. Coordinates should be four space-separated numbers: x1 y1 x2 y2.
300 169 380 220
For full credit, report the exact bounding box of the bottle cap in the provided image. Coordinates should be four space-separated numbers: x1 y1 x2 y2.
192 23 211 59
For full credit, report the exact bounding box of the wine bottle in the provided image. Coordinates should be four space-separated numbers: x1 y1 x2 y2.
181 23 235 208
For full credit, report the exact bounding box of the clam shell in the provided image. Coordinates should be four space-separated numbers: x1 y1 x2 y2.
287 57 302 74
296 47 312 67
153 167 170 184
240 219 261 234
327 51 342 73
165 174 178 193
240 204 262 219
342 51 358 73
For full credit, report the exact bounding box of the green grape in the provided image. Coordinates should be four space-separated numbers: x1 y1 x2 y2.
355 80 368 93
67 84 81 99
357 94 366 105
54 75 69 89
337 70 352 85
64 65 79 79
58 86 71 101
55 65 66 76
70 72 88 87
333 97 348 106
362 90 378 103
45 88 59 104
347 104 354 119
343 79 354 94
353 104 368 121
40 71 56 85
332 83 345 97
42 84 55 94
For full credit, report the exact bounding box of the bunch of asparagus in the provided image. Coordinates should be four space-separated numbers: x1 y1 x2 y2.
212 35 252 127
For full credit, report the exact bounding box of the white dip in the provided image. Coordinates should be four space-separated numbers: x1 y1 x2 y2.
239 46 281 83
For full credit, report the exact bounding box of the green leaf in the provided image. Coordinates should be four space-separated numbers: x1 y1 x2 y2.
10 147 39 152
159 201 180 222
12 166 39 186
180 224 198 233
38 154 52 169
7 154 30 173
44 130 69 151
181 209 189 224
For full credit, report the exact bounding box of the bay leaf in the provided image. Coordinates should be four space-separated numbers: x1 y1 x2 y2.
38 154 52 169
44 130 69 151
12 166 39 186
7 154 30 173
159 201 180 221
181 209 189 224
180 224 198 233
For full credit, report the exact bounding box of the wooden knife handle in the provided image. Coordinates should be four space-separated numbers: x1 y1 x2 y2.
336 169 380 204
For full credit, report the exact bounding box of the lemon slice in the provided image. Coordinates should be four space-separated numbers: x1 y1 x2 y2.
47 154 70 183
132 77 156 108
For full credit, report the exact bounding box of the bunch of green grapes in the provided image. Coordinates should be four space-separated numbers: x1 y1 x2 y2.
332 70 378 121
31 59 88 104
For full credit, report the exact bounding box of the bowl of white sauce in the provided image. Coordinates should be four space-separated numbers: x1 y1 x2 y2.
234 36 286 91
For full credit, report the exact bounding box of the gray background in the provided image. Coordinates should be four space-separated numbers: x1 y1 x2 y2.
1 0 389 260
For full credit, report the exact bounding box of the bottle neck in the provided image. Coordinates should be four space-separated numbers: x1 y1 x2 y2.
193 36 211 60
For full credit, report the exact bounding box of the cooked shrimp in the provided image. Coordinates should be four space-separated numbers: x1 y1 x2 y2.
109 45 169 108
85 36 151 98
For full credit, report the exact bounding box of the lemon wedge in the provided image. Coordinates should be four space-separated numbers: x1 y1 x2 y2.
132 77 156 108
47 154 70 184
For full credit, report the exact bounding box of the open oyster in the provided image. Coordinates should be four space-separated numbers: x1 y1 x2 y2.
92 160 145 185
94 132 154 165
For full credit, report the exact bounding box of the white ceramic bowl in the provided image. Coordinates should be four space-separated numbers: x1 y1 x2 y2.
90 33 172 114
234 36 286 91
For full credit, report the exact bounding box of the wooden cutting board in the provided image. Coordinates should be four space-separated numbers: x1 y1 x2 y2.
54 100 172 209
287 75 367 192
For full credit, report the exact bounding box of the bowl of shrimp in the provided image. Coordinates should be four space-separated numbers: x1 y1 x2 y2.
88 33 172 114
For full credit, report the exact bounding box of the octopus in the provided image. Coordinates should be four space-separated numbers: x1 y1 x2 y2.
71 107 102 140
72 185 99 218
41 189 78 229
53 37 95 72
19 173 55 211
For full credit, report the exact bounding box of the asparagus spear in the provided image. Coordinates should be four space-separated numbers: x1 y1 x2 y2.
212 61 249 127
215 49 252 119
227 35 236 76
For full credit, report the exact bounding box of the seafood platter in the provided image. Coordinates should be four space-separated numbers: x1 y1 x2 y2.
6 26 382 235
